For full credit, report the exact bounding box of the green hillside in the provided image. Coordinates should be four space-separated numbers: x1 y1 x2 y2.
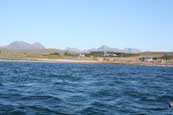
0 48 65 59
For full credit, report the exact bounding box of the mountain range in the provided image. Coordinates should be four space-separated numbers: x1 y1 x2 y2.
1 41 45 50
0 41 141 53
66 45 141 54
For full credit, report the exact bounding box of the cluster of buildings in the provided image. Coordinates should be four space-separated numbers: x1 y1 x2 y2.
139 57 163 62
79 51 127 57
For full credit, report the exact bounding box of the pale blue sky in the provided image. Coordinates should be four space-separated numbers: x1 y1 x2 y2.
0 0 173 51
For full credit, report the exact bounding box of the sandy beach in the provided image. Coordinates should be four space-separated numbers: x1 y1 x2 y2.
0 58 173 67
0 58 104 64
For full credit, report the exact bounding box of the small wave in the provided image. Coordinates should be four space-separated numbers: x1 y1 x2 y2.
7 110 27 115
0 83 3 86
48 74 83 82
158 95 173 101
21 95 62 102
26 105 72 115
80 106 107 115
90 89 117 98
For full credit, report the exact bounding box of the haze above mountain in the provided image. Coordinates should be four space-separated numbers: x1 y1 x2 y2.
1 41 141 53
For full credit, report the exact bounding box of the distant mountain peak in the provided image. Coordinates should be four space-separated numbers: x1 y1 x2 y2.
89 45 141 53
123 48 141 53
97 45 111 51
4 41 45 50
99 45 110 49
65 47 82 54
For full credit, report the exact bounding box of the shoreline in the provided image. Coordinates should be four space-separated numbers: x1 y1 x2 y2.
0 58 173 67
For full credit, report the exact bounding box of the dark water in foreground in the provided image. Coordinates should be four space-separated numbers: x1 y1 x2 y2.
0 61 173 115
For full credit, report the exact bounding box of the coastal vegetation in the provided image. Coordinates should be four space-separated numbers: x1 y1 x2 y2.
161 54 173 60
85 51 139 57
0 48 173 65
64 52 79 57
0 41 172 65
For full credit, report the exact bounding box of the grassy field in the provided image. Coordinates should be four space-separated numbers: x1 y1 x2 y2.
0 48 65 59
0 48 173 65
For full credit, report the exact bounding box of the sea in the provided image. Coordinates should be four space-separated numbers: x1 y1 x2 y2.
0 61 173 115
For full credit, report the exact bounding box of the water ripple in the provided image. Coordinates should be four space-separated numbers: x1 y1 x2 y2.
0 62 173 115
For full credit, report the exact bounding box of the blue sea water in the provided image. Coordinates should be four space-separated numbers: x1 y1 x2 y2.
0 61 173 115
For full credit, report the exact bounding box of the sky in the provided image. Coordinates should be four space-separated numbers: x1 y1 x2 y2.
0 0 173 51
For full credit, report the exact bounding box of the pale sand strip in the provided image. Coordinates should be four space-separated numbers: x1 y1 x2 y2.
0 58 173 67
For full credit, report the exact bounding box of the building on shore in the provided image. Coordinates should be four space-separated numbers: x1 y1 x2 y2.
139 57 162 62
